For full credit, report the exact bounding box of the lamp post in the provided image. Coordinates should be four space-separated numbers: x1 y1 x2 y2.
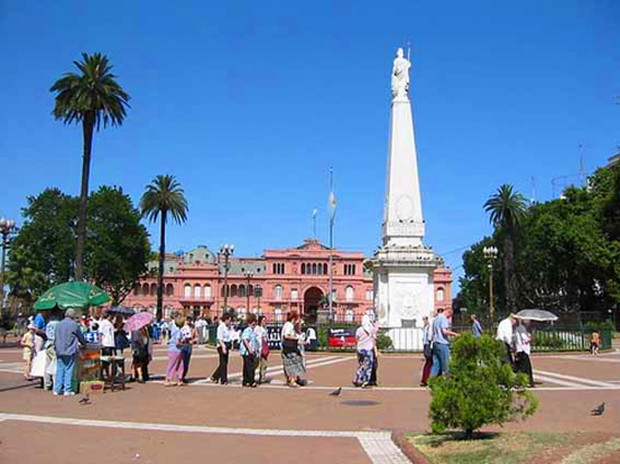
0 218 16 314
254 285 262 315
244 270 253 314
483 245 499 326
220 244 234 316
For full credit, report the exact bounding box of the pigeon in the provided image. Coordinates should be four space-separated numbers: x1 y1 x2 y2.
329 387 342 397
591 402 605 416
78 394 91 405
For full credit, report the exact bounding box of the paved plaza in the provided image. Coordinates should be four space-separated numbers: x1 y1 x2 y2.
1 344 620 463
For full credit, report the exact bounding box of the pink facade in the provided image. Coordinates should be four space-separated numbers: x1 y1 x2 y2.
123 239 452 323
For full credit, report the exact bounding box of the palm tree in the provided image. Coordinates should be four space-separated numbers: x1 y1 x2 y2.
484 184 528 313
140 175 189 320
50 53 130 281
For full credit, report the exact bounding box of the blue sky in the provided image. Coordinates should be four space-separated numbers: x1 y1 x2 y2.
1 1 619 292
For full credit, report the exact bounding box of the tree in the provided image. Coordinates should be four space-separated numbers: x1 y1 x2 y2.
428 334 538 439
50 52 130 281
86 186 151 306
7 188 77 300
140 175 189 320
7 187 150 310
484 184 527 313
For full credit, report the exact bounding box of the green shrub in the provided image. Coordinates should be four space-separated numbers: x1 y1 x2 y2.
428 334 538 439
376 331 393 350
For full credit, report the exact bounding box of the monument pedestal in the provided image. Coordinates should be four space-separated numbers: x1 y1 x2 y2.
373 245 442 328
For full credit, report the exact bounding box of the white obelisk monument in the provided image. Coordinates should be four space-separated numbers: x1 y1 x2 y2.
373 47 442 329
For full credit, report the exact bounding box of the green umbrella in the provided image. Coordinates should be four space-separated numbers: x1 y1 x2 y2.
34 281 110 311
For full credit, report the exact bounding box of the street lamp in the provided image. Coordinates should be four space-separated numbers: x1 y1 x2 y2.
0 218 16 314
220 244 234 316
483 245 499 325
244 270 253 314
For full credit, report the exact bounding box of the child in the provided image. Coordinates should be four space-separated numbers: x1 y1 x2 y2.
590 331 600 355
20 324 35 380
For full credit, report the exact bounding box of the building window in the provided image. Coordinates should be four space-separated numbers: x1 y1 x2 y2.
275 285 283 300
323 263 328 275
133 284 140 296
291 289 298 299
437 288 445 302
344 264 357 276
275 307 283 323
301 263 306 275
254 285 263 298
239 284 246 298
331 289 337 302
150 284 157 296
166 284 174 296
365 289 374 301
231 284 238 297
273 263 285 274
184 284 192 298
345 286 354 302
204 284 212 298
345 309 354 323
193 284 201 299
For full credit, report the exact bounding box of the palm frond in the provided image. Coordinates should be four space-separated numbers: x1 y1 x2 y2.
50 52 130 130
140 175 189 225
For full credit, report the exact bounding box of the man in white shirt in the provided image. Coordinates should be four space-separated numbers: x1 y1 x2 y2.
210 313 232 384
495 315 517 365
98 313 116 356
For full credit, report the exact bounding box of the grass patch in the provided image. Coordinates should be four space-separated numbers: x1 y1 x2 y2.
407 432 572 464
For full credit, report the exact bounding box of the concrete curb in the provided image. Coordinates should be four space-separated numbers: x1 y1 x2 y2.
391 429 431 464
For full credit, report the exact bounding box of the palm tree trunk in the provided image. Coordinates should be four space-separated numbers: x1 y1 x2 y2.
74 113 94 281
157 209 167 321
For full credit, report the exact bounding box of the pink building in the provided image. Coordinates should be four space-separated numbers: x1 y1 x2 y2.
123 239 452 324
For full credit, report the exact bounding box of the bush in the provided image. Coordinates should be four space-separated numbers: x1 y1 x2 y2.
428 334 538 439
376 331 393 350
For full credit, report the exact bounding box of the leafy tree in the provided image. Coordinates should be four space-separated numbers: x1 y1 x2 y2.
7 187 150 309
484 184 528 313
140 175 189 320
7 188 77 300
85 186 151 306
50 53 130 281
428 334 538 439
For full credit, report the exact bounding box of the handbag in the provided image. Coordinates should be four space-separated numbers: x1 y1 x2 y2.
261 337 270 359
281 337 298 354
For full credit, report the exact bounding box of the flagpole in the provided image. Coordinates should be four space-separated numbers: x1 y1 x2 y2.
328 168 334 323
312 209 317 239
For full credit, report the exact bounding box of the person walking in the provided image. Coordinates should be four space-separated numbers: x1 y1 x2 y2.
164 316 186 387
53 309 87 396
98 312 116 384
471 314 483 338
429 308 459 378
514 319 534 387
254 315 269 384
420 315 433 386
281 311 304 388
43 312 61 391
590 331 601 355
180 317 196 383
240 314 259 387
496 315 518 365
353 314 377 388
210 313 232 385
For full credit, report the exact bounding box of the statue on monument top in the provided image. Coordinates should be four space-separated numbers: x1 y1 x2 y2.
391 47 411 100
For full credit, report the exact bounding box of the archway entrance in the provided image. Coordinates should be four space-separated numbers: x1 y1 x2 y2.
303 287 324 324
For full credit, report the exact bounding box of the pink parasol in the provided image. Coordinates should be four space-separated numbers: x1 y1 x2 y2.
123 311 154 332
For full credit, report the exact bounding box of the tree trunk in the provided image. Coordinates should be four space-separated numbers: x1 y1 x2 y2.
156 210 167 321
74 113 94 281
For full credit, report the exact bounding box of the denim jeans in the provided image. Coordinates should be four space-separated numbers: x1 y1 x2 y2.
430 343 450 378
54 354 76 394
